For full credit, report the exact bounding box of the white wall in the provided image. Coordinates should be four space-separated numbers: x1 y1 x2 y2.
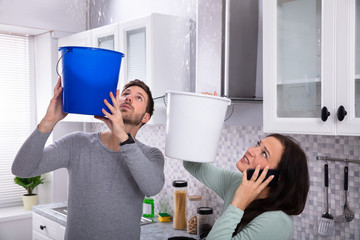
0 0 86 33
196 0 223 93
89 0 197 28
0 217 32 240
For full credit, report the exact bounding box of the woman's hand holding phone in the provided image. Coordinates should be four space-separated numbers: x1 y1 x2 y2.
246 168 279 187
231 165 275 211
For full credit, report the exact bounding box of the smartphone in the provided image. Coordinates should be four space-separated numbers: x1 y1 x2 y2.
246 169 279 187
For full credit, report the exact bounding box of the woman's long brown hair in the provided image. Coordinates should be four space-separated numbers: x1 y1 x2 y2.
232 134 310 236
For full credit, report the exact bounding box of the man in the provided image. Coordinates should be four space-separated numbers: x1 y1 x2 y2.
12 78 165 240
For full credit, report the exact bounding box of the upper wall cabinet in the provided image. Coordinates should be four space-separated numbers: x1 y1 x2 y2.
57 14 190 124
58 23 119 50
118 13 191 125
263 0 360 136
91 23 119 51
118 13 191 98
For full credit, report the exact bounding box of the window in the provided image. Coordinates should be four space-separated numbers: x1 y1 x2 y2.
0 33 35 208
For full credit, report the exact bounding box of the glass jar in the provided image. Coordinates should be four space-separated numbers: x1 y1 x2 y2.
197 207 214 239
172 180 187 229
187 195 202 234
142 196 154 218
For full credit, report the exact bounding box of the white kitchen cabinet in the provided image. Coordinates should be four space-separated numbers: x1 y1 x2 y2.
118 13 191 98
336 0 360 135
58 31 91 48
32 212 65 240
58 23 119 50
118 13 191 124
263 0 360 135
91 23 119 51
57 24 119 123
57 14 190 124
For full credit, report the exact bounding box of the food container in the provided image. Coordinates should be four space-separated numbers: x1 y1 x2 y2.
187 195 202 234
197 207 214 238
173 180 187 229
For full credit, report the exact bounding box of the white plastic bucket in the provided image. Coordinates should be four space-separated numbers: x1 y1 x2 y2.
165 91 231 162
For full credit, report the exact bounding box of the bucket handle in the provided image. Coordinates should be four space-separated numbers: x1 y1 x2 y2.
164 91 233 121
56 49 70 77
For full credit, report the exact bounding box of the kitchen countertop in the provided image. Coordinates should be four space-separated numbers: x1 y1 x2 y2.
33 202 67 226
33 202 197 240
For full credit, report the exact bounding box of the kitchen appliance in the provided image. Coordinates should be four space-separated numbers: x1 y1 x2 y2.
52 206 67 217
223 0 262 100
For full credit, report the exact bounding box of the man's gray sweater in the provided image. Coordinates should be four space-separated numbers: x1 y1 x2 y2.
12 128 165 240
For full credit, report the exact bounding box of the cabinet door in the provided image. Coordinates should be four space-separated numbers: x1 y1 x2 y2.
118 14 191 98
89 24 121 124
33 230 52 240
58 31 91 48
91 23 119 51
263 0 336 135
118 14 191 125
33 212 66 240
118 17 149 92
336 0 360 135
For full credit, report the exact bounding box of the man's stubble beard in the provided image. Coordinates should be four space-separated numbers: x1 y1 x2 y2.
122 112 146 126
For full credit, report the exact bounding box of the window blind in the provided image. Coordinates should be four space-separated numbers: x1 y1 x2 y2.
127 28 147 84
0 33 34 208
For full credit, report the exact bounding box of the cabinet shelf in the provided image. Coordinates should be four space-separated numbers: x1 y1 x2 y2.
277 77 320 85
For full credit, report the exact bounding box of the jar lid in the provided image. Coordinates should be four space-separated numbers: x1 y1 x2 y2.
172 180 187 187
197 207 213 215
187 195 202 201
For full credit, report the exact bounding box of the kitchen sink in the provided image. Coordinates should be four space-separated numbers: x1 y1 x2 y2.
51 206 154 225
52 206 68 217
140 216 155 225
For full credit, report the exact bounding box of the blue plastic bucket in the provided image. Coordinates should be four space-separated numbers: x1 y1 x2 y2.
58 46 124 116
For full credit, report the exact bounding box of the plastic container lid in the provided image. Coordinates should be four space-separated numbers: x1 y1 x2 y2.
197 207 213 215
172 180 188 187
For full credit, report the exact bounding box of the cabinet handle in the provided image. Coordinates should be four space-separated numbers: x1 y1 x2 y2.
40 225 46 230
337 105 347 121
321 106 330 122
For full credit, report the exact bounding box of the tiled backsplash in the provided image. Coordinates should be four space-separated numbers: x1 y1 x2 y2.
93 123 360 239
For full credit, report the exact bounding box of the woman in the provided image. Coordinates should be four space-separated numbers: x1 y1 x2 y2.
183 134 309 239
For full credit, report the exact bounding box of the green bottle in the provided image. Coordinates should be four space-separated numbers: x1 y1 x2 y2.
142 196 154 218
